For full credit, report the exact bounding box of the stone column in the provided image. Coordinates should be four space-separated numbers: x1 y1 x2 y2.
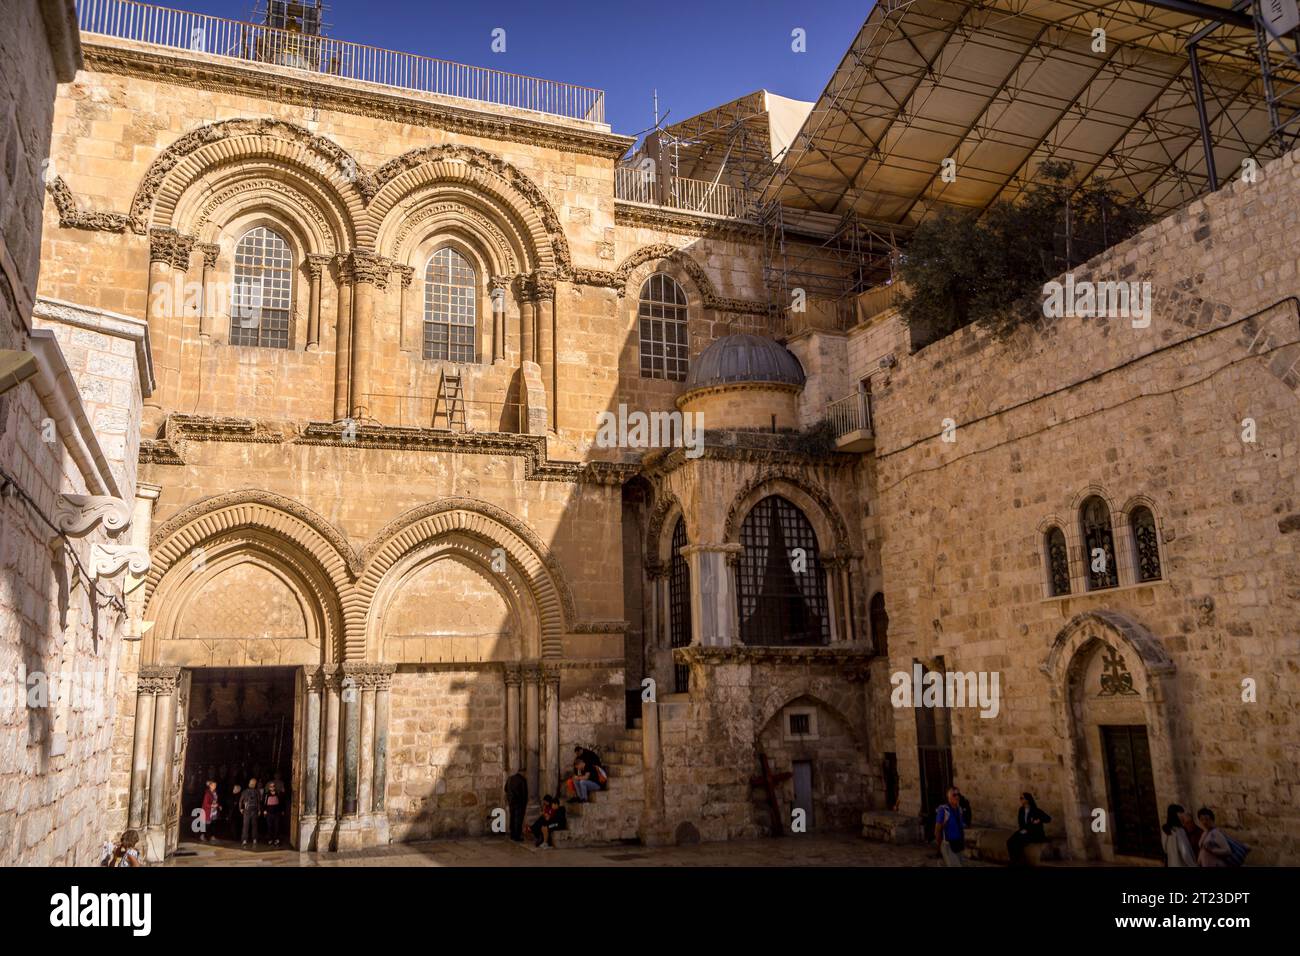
504 663 522 774
197 243 220 341
145 229 193 432
372 667 393 819
332 255 355 421
127 684 156 829
358 676 376 815
299 667 323 849
534 271 556 430
349 250 388 421
394 264 415 354
306 254 331 351
319 664 341 843
143 665 180 861
543 663 561 799
839 563 856 642
681 543 743 646
524 664 540 799
488 275 509 363
518 279 536 366
341 672 361 816
823 557 842 643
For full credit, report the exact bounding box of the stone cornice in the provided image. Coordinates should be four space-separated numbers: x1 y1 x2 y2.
80 42 633 160
614 201 764 241
675 644 875 671
140 414 639 486
638 434 851 477
33 296 155 398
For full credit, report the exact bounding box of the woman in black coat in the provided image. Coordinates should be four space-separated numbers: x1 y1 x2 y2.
1006 792 1052 865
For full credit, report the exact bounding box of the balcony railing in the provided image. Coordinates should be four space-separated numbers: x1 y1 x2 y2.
854 281 907 325
74 0 606 123
826 390 873 441
615 165 756 219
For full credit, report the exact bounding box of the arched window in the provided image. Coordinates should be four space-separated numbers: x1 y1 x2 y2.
869 592 889 657
231 226 293 349
1130 506 1162 582
1080 496 1118 590
638 273 689 381
668 517 691 693
1045 526 1071 596
424 247 477 363
737 495 830 646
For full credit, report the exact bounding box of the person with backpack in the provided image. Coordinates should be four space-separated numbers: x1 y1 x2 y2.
240 778 264 848
1006 792 1051 865
935 787 965 866
264 781 285 846
1196 807 1247 866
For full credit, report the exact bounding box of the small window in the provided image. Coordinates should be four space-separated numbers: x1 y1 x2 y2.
424 247 477 363
637 273 689 381
737 496 831 646
789 713 811 735
1130 506 1162 582
1045 526 1071 596
231 226 293 349
1080 496 1118 591
668 517 691 694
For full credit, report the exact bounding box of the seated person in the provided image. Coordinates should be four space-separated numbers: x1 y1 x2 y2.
530 795 567 849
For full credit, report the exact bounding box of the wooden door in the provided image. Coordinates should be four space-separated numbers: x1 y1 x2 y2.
1101 724 1161 858
165 670 192 857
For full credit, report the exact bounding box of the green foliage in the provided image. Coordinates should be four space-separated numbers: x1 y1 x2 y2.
898 161 1152 344
788 418 837 457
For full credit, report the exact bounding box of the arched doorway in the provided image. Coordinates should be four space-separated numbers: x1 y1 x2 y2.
1045 611 1180 861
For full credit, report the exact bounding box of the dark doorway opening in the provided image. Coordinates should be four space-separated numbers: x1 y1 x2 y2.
1101 724 1162 859
179 666 297 848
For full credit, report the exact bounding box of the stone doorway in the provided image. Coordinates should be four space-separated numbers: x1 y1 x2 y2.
177 666 299 850
1100 724 1161 858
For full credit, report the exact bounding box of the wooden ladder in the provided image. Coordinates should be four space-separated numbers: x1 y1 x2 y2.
434 368 467 432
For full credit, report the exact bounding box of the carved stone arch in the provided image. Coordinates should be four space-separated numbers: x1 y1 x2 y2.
646 493 687 568
616 244 717 303
755 687 867 748
389 188 529 276
359 498 577 660
365 145 567 272
131 119 366 238
364 533 536 664
189 176 342 256
1070 483 1121 517
1042 610 1181 860
724 471 851 555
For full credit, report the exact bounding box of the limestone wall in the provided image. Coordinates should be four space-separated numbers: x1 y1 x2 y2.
855 147 1300 862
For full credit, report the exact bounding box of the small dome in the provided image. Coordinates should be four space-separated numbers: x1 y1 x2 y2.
683 333 805 392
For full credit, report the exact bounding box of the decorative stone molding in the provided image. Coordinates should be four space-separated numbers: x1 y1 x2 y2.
723 469 852 554
675 644 874 674
46 177 131 233
198 243 221 268
54 494 132 537
610 243 774 316
304 667 328 692
391 200 521 273
349 250 390 289
541 663 562 687
531 270 557 302
306 254 332 279
503 663 523 686
81 44 631 161
570 621 629 634
148 228 196 269
342 662 397 689
393 263 414 289
137 665 183 695
89 544 151 580
614 200 765 240
335 252 356 284
191 179 344 254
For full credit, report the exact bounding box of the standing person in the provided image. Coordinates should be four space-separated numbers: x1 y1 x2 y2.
200 780 220 843
935 787 966 866
504 768 529 842
264 781 284 846
1006 792 1051 865
1161 804 1198 867
1196 807 1233 867
240 778 263 848
228 784 243 841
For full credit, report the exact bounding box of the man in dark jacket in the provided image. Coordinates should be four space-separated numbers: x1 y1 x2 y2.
574 746 602 772
239 778 263 847
504 769 529 842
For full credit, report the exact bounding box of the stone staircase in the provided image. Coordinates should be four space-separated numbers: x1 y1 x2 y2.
551 722 645 847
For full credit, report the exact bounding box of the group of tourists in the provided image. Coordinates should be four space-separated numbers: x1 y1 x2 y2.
934 785 1249 867
197 775 290 848
1161 804 1249 867
502 745 609 849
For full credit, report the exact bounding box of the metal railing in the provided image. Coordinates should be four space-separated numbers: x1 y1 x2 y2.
615 165 756 219
854 281 906 325
74 0 606 123
826 390 873 439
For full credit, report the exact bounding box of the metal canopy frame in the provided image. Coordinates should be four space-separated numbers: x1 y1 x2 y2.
763 0 1300 229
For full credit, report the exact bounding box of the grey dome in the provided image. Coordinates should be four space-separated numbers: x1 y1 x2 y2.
683 333 806 392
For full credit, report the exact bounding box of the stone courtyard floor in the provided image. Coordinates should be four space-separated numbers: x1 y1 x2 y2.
165 833 997 867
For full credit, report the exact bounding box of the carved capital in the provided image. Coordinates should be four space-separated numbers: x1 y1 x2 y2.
138 665 182 696
89 544 150 580
304 667 328 693
335 253 356 285
342 661 396 690
503 663 523 687
395 264 414 289
54 494 132 537
350 250 390 289
307 254 333 280
198 243 220 269
148 228 195 270
542 662 561 688
531 270 557 302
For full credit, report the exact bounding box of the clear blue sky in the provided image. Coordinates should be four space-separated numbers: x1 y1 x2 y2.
138 1 872 138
